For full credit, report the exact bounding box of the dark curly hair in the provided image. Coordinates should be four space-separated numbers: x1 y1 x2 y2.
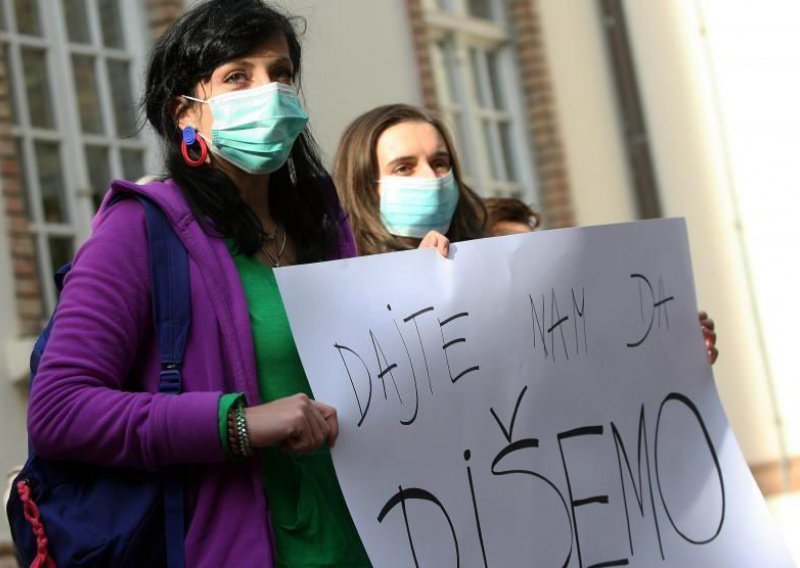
484 197 541 232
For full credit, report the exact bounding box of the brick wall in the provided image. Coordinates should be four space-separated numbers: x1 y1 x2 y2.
0 42 43 338
405 0 439 111
509 0 575 228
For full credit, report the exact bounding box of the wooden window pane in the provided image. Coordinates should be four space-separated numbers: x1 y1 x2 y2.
3 45 19 125
84 145 110 210
449 111 473 177
98 0 125 49
440 39 461 105
48 236 74 276
14 0 41 36
499 121 517 182
72 55 104 134
487 51 505 110
121 148 145 181
14 138 31 219
482 119 499 179
63 0 92 44
469 48 488 108
434 42 453 104
107 59 137 138
467 0 493 20
34 141 68 222
21 47 55 129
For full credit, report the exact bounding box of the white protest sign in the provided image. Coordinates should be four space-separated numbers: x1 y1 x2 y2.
275 219 794 567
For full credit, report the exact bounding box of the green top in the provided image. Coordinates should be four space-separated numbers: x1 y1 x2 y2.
222 247 371 568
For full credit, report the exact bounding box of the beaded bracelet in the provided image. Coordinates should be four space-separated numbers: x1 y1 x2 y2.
234 403 253 458
226 400 252 458
227 406 241 457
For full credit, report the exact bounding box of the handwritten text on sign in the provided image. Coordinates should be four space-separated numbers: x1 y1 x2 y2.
276 220 793 567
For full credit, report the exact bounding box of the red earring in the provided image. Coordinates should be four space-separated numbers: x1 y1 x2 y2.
181 126 208 167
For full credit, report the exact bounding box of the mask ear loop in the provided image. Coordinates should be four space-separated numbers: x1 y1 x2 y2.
181 126 208 167
287 156 298 185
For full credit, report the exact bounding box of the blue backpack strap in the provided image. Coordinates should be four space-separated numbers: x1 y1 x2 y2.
138 197 191 391
138 196 188 568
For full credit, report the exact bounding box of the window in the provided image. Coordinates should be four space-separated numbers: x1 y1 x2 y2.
423 0 537 199
0 0 151 313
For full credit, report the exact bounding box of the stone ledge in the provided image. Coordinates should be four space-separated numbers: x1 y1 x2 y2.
0 541 17 568
4 337 35 384
752 456 800 497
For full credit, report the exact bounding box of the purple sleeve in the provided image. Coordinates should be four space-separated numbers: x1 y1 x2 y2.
27 200 225 470
336 207 358 259
321 176 357 259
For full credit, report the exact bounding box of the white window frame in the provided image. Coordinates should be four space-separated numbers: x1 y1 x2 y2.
422 0 538 201
0 0 153 314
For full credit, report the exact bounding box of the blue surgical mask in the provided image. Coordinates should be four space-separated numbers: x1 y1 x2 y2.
378 170 460 238
183 83 308 175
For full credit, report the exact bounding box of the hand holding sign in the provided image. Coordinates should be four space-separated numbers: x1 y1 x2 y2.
244 393 338 452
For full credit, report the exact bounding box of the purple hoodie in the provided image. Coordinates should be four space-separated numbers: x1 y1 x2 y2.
27 178 357 567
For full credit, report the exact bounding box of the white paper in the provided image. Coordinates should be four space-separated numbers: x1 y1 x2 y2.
275 219 794 568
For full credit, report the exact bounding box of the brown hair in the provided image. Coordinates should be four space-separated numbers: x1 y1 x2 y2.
334 104 487 255
485 197 542 231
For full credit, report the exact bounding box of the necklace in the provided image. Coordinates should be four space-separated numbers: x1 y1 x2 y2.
263 224 280 242
261 228 287 267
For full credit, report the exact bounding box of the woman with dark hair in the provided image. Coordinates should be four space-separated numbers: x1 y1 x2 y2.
334 104 487 255
485 196 542 236
26 1 369 566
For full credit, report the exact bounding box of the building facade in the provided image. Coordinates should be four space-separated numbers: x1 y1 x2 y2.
1 0 798 555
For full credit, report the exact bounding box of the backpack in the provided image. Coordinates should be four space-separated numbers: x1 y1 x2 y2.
6 196 189 568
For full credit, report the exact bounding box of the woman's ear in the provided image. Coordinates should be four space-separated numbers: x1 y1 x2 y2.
171 97 195 132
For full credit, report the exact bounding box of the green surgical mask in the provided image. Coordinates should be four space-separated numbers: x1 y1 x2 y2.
183 82 308 175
